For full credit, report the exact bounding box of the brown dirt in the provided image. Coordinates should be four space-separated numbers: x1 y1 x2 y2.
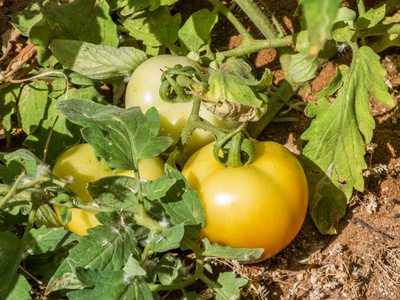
1 1 400 299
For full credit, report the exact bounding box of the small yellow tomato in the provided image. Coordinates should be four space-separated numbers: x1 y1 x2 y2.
181 141 308 263
125 55 238 157
52 143 164 236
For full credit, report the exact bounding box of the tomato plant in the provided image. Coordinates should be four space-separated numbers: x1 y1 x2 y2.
125 55 238 155
182 140 308 262
52 143 164 236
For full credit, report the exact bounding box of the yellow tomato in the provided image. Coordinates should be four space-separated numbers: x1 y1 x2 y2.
181 141 308 263
125 55 238 157
52 143 164 236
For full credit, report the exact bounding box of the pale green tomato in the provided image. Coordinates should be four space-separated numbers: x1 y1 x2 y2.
52 143 164 236
182 141 308 263
125 55 238 157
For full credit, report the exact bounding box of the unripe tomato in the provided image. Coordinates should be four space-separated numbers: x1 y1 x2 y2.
52 143 164 236
125 55 238 157
181 141 308 263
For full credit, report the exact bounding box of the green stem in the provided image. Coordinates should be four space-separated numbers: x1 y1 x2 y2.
212 124 246 166
181 97 227 145
17 176 66 190
262 3 285 38
202 35 295 60
227 133 243 168
48 198 113 213
0 171 26 210
141 233 154 262
14 203 39 273
197 273 229 300
208 0 254 42
246 80 295 137
234 0 278 39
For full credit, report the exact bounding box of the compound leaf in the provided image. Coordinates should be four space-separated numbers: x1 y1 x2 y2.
49 40 147 80
46 223 140 293
56 99 172 171
302 46 394 234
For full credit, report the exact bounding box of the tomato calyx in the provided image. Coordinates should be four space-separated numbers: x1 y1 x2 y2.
213 130 255 168
159 64 208 103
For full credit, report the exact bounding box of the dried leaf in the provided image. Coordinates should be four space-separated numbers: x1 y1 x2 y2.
202 99 267 122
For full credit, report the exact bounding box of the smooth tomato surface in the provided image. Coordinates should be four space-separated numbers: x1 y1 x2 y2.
181 141 308 262
52 143 164 236
125 55 238 156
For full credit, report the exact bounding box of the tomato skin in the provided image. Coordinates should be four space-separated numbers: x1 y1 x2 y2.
125 55 238 156
181 141 308 262
52 143 164 236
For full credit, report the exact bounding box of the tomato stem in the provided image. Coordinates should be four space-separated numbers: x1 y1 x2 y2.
208 0 254 43
235 0 279 39
180 96 226 146
227 132 244 168
0 170 26 210
202 36 295 60
14 202 39 273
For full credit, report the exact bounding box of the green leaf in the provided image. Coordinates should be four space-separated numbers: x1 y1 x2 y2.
59 206 72 225
0 274 31 300
148 223 184 252
302 46 394 234
206 58 270 107
0 232 31 299
331 21 353 42
108 0 130 11
18 81 102 163
0 149 43 185
159 166 205 236
0 84 19 131
25 226 78 255
288 48 318 83
215 272 248 300
0 188 33 216
88 176 141 213
315 65 349 99
35 204 64 228
120 6 181 48
148 0 178 11
156 254 184 285
18 81 49 135
145 176 177 200
0 231 21 285
24 248 70 283
11 0 53 36
29 0 118 65
181 292 198 300
67 268 153 300
0 210 27 231
334 7 357 23
299 0 342 55
49 40 147 80
123 255 146 276
56 99 172 170
202 239 263 262
178 9 218 53
356 4 386 30
21 96 81 165
119 0 178 15
46 223 141 293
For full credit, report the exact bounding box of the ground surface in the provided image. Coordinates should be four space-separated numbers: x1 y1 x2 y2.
1 0 400 299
